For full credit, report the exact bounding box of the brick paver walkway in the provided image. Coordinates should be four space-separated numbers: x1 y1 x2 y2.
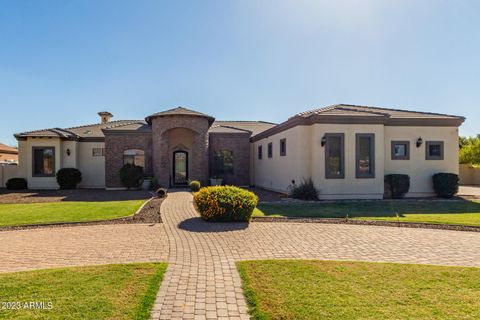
1 191 480 319
151 191 480 319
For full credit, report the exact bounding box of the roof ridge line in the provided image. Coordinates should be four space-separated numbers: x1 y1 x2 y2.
215 125 252 133
338 103 465 119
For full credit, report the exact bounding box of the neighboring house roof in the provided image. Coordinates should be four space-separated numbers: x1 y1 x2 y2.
102 121 152 134
145 106 216 125
0 143 18 154
252 104 465 141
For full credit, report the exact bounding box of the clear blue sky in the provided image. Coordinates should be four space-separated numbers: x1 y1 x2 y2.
1 0 478 146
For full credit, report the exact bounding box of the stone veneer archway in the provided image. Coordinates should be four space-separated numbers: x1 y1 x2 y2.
151 115 211 187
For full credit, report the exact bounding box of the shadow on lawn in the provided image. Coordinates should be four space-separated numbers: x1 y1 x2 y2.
256 199 480 218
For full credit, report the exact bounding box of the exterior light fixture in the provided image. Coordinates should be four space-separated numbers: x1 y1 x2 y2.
66 149 71 156
416 137 423 148
321 135 327 147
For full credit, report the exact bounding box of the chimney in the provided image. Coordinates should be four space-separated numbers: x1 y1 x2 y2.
98 111 113 124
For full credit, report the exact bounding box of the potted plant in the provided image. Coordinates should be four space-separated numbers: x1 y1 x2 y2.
142 176 153 190
210 175 223 186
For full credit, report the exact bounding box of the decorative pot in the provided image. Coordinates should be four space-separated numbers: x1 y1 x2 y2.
210 178 223 186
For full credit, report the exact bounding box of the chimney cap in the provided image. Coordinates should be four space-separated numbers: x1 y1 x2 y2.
98 111 113 117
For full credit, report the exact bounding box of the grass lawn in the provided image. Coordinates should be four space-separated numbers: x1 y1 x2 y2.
253 200 480 226
0 200 145 227
0 263 167 320
238 260 480 320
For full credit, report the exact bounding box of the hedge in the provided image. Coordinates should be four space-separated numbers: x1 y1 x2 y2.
384 174 410 199
6 178 27 190
193 186 258 222
433 173 459 198
56 168 82 189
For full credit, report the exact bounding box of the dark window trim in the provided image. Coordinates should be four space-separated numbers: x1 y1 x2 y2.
280 138 286 156
391 140 410 160
258 145 263 160
32 146 56 177
356 133 375 179
92 147 105 157
325 133 345 179
267 142 273 158
425 141 444 160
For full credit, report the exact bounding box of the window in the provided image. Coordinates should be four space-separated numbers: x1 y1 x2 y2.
213 150 234 175
32 147 55 177
391 141 410 160
325 133 344 179
280 138 286 156
268 143 273 158
258 145 263 160
92 148 105 157
356 134 375 178
426 141 444 160
123 149 145 167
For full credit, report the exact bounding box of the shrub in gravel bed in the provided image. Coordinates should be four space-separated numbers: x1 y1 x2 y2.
433 173 459 198
6 178 28 190
194 186 258 222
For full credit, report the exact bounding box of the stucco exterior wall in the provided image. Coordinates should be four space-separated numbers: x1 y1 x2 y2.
21 137 62 189
78 142 106 188
252 124 385 199
384 126 459 196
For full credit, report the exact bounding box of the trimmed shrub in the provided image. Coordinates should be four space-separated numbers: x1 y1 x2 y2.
156 188 167 198
433 173 459 198
194 186 258 222
384 174 410 199
56 168 82 189
119 164 144 189
189 180 201 192
6 178 27 190
291 178 319 201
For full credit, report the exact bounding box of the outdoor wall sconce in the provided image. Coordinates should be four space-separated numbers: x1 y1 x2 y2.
416 137 423 148
66 149 71 156
321 135 327 147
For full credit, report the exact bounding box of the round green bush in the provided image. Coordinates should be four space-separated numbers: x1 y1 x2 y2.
6 178 27 190
433 173 459 198
189 180 201 192
156 188 167 198
56 168 82 189
119 164 144 189
384 174 410 199
193 186 258 222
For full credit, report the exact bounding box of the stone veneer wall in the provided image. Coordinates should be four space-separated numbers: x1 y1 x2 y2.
151 115 210 187
209 133 251 186
104 133 153 188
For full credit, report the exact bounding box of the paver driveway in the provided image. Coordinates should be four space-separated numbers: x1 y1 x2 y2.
1 191 480 319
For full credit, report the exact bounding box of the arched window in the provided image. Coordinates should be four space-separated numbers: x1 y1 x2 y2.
123 149 145 168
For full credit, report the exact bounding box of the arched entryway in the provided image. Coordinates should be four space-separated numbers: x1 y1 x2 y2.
173 150 188 185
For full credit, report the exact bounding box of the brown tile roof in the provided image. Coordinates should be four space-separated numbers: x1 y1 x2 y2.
296 104 464 120
211 121 277 136
145 106 215 125
102 121 152 133
15 120 139 140
0 143 18 154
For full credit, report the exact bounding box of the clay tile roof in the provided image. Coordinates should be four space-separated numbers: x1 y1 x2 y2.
0 143 18 154
295 104 464 120
145 106 215 125
211 121 277 136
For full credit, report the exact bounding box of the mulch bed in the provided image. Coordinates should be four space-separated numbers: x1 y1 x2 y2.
0 196 165 232
252 216 480 233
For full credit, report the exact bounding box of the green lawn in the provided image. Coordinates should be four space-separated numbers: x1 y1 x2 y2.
0 200 145 227
238 260 480 320
253 200 480 226
0 263 167 320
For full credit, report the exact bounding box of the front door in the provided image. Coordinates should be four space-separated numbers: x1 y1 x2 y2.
173 151 188 185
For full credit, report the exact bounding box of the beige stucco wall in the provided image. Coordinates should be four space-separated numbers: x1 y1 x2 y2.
252 124 384 199
459 164 480 185
384 126 459 197
15 138 106 189
78 142 105 188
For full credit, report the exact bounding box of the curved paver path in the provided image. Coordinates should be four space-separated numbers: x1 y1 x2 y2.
1 191 480 319
151 191 480 319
